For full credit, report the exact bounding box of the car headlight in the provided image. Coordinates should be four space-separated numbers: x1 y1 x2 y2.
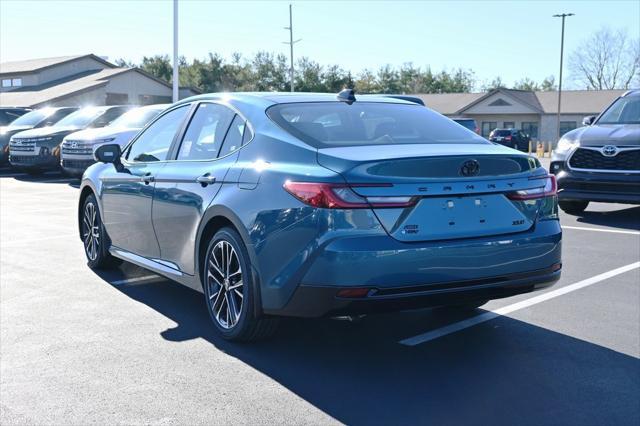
555 137 579 155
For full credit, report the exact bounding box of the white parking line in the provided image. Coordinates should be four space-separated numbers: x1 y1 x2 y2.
562 225 640 236
399 261 640 347
111 275 163 286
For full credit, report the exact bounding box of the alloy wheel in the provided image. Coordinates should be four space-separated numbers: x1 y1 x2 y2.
82 201 100 261
207 240 244 329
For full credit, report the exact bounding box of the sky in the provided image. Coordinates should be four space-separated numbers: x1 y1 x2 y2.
1 0 638 90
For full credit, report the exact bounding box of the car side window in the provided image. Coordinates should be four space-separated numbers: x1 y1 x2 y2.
218 115 245 158
242 123 253 145
177 103 235 161
126 105 189 162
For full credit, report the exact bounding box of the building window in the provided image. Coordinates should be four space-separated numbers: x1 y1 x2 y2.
503 121 515 129
1 79 11 88
560 121 577 136
521 122 539 139
481 122 497 138
11 78 22 87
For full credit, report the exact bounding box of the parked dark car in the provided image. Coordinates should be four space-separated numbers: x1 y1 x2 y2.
489 128 531 152
9 106 130 173
0 107 31 126
451 117 479 134
1 107 78 164
78 91 561 341
551 89 640 214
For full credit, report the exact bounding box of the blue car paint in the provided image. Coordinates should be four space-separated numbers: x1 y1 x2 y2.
80 93 561 317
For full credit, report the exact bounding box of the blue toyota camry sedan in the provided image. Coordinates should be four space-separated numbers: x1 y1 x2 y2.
78 90 562 341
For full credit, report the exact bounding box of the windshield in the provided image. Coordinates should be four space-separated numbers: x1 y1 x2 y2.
54 107 107 128
267 102 486 148
9 109 52 127
598 96 640 124
109 107 164 129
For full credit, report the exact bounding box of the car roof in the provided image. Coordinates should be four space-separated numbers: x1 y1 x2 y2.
622 89 640 97
177 92 419 107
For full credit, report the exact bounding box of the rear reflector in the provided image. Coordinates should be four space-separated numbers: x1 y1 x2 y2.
336 288 372 298
507 175 557 200
284 181 416 209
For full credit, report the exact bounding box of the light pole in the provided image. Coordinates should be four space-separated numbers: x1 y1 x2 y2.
172 0 179 102
553 13 574 143
283 4 301 92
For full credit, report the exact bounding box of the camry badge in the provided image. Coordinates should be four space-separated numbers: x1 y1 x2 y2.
460 159 480 177
601 145 618 157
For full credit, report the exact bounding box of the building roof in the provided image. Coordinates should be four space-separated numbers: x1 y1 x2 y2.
415 88 628 115
413 92 484 115
0 68 129 107
535 89 627 114
0 54 115 75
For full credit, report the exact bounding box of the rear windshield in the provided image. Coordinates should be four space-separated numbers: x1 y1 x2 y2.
267 102 487 148
492 130 512 137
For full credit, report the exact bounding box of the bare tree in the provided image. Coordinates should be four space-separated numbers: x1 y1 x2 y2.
569 27 640 90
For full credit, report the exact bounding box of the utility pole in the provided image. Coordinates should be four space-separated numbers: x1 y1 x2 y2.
283 4 301 92
172 0 179 102
553 13 574 142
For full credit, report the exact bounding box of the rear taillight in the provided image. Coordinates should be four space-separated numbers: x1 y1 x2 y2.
505 136 512 141
507 175 557 200
283 181 416 209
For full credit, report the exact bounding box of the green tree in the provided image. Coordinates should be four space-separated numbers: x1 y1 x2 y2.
354 69 378 93
140 55 173 83
513 77 540 91
540 76 557 91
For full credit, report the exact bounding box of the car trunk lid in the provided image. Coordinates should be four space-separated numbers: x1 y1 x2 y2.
317 143 548 242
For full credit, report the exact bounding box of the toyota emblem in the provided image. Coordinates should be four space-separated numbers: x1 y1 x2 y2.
601 145 618 157
460 159 480 177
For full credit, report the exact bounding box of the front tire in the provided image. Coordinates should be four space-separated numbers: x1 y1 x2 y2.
203 227 279 341
82 194 120 269
559 200 589 215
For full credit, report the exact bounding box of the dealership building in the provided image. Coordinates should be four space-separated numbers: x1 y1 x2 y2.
0 54 198 108
417 88 625 142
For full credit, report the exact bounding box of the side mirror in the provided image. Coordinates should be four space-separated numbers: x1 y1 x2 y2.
582 115 596 126
94 143 121 164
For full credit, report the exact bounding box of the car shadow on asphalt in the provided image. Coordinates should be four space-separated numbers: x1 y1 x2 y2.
99 274 639 425
571 205 640 231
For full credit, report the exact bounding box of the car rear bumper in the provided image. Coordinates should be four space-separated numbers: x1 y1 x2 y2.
272 265 560 317
264 220 562 317
553 165 640 204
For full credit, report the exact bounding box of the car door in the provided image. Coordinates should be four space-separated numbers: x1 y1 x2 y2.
152 102 245 275
100 105 190 259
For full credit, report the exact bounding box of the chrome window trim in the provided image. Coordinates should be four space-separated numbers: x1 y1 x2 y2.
167 100 255 164
566 146 640 174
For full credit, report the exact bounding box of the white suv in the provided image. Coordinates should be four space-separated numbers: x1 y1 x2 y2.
61 104 168 176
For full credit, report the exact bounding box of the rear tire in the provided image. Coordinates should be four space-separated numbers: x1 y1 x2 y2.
203 227 279 342
82 194 120 269
559 200 589 215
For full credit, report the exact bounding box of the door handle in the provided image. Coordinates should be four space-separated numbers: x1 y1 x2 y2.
196 174 216 187
141 174 155 184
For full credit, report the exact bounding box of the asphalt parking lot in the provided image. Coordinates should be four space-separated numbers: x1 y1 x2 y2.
1 163 639 425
